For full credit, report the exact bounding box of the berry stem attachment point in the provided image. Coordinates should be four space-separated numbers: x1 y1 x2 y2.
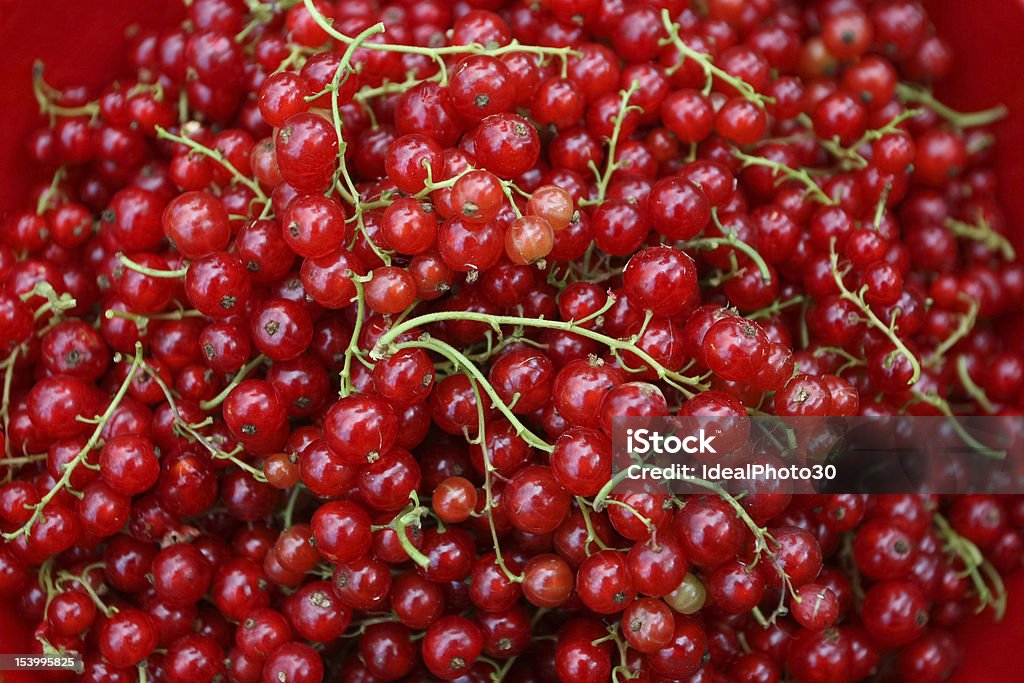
391 495 431 569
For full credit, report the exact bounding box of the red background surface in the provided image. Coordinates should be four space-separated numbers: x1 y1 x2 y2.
0 1 1022 681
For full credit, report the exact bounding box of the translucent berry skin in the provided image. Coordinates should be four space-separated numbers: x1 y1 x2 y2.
577 549 636 614
647 176 711 240
422 615 484 680
322 395 398 464
385 133 445 195
702 318 769 383
644 614 708 678
281 194 350 259
550 427 612 497
162 191 230 258
473 113 541 179
861 580 929 646
274 112 338 192
501 465 571 534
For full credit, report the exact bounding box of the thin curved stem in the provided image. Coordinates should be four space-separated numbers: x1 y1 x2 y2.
576 497 610 554
394 337 553 452
933 512 1007 619
118 254 188 279
660 10 772 108
324 22 394 265
141 358 268 482
372 309 707 394
302 0 578 63
911 388 1005 458
828 243 921 386
925 297 979 368
580 80 642 207
956 354 996 414
155 126 268 204
748 295 805 321
393 501 431 569
733 149 836 205
3 343 145 540
36 166 67 215
945 217 1016 261
340 279 367 398
467 377 525 583
896 83 1008 129
32 61 100 122
199 355 268 411
685 233 773 286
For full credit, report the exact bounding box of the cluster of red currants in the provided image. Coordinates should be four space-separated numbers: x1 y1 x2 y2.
0 0 1023 682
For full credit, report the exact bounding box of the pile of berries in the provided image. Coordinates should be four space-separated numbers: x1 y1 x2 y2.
1 0 1023 681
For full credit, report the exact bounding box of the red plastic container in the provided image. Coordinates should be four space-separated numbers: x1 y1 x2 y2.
0 1 1022 681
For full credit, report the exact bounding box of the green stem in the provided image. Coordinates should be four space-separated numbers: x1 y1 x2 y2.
685 232 773 286
340 279 367 398
141 359 269 481
467 377 525 583
36 166 67 215
659 10 772 108
118 254 188 279
393 500 431 568
945 217 1016 261
748 295 805 321
809 108 922 169
925 297 979 367
57 565 115 618
302 0 578 63
395 337 552 452
199 355 267 411
895 83 1008 129
371 308 707 395
154 125 268 203
933 512 1007 619
1 347 19 457
32 61 100 122
576 497 609 553
733 149 835 205
956 354 996 414
911 389 1005 458
324 23 394 266
3 344 144 540
103 307 204 335
580 80 642 207
829 243 921 385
